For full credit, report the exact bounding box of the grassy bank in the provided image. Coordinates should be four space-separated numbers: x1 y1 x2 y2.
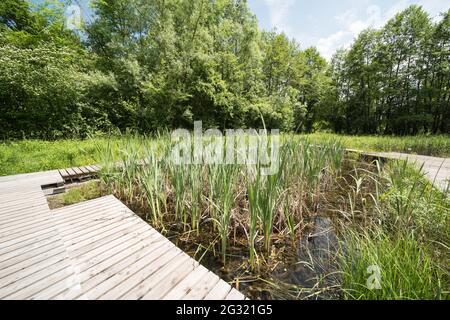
304 133 450 157
1 133 448 176
0 138 108 176
338 161 449 299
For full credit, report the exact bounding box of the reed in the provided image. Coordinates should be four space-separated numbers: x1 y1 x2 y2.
91 133 449 300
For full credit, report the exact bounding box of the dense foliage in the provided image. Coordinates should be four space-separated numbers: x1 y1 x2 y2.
324 6 450 135
0 1 448 139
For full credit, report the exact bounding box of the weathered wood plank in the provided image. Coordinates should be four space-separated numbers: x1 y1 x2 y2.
162 264 210 300
78 167 90 174
224 288 246 300
182 271 221 300
0 176 245 301
119 253 193 300
203 280 233 300
139 257 198 300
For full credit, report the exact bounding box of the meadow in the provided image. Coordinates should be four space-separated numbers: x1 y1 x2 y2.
1 133 449 176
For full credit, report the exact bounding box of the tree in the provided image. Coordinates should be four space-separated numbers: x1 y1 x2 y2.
2 2 446 138
324 5 449 135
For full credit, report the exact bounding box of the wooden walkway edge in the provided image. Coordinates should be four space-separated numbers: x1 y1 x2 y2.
346 150 450 192
0 173 245 300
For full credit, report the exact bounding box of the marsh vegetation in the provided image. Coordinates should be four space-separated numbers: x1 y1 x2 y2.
88 135 449 300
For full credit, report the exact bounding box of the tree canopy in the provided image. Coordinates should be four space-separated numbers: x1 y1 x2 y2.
0 1 448 139
322 6 450 135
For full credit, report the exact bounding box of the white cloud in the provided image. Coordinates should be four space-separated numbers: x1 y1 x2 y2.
316 6 380 60
316 0 448 60
316 31 351 60
263 0 296 35
261 0 449 60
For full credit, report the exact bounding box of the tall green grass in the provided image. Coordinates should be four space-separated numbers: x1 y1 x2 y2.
208 164 239 263
94 133 346 271
340 229 446 300
338 160 449 299
0 139 103 175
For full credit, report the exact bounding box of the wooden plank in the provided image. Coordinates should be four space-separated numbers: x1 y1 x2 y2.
69 226 160 267
0 231 60 258
53 202 124 224
0 255 69 297
139 257 199 300
0 203 109 235
90 164 101 171
78 243 180 300
0 239 66 271
224 289 246 300
51 195 118 215
0 195 43 206
85 165 99 173
118 253 193 300
58 169 70 178
0 217 58 243
0 235 62 263
54 196 123 214
0 194 45 207
78 167 90 174
182 271 221 300
55 207 136 241
203 280 233 300
0 189 44 201
64 218 143 257
0 198 48 214
0 202 49 219
0 178 243 301
73 226 160 273
162 265 210 300
98 250 186 300
0 205 49 222
2 264 74 300
65 168 77 176
70 167 83 175
0 246 65 279
23 266 78 300
0 170 63 186
0 225 60 252
61 239 172 300
0 201 120 234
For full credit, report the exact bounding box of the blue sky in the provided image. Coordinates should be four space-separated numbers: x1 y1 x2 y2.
63 0 449 60
247 0 449 59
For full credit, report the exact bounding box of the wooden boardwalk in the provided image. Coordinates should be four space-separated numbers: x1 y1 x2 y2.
58 165 100 182
0 172 245 300
349 150 450 192
0 170 64 187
